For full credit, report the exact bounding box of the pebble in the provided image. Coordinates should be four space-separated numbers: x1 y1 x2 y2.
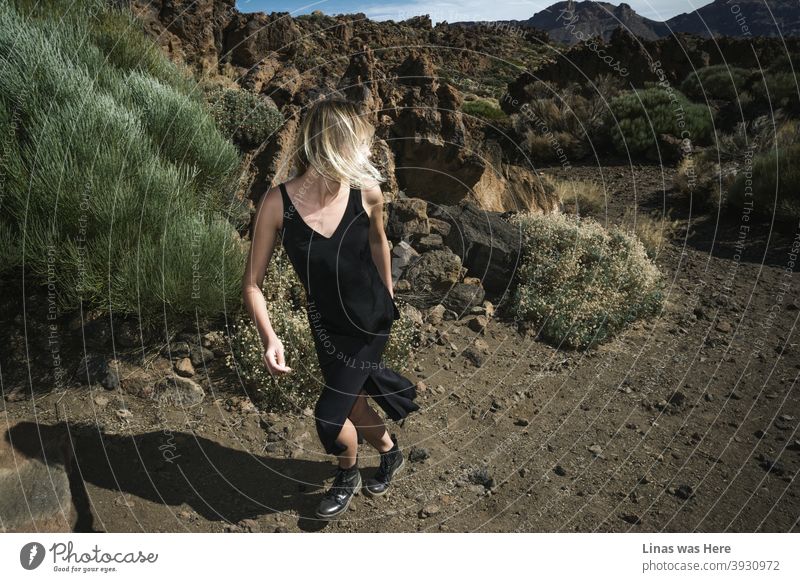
174 357 195 377
588 444 603 456
408 446 430 462
419 503 441 518
758 455 785 476
115 408 133 420
673 484 694 500
621 513 642 525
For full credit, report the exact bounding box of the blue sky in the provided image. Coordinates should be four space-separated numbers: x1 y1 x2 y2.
235 1 712 23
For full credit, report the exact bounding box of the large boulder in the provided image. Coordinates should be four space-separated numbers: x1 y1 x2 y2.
431 200 522 294
386 198 430 241
403 248 464 296
442 282 486 314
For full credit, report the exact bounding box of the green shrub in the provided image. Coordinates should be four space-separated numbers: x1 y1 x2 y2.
0 0 243 330
608 87 713 157
508 212 664 349
204 85 283 148
758 70 800 113
727 144 800 221
227 244 420 412
462 97 507 121
681 64 799 118
681 65 753 102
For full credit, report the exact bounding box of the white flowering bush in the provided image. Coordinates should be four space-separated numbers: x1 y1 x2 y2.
227 243 420 412
509 211 664 349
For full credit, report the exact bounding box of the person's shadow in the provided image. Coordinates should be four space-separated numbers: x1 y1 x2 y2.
7 421 346 532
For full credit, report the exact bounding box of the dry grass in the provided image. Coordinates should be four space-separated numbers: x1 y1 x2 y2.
621 207 682 259
547 176 606 216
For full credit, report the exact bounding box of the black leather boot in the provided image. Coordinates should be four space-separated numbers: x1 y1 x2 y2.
364 433 405 496
315 459 362 520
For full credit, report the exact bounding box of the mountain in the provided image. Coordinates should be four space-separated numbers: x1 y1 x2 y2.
524 1 668 44
453 0 800 44
667 0 800 38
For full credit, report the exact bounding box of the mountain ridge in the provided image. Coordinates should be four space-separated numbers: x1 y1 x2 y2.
451 0 800 44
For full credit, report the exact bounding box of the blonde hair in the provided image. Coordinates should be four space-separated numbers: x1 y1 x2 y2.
293 98 385 188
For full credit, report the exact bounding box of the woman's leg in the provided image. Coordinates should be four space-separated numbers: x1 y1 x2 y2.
348 389 394 453
332 417 359 469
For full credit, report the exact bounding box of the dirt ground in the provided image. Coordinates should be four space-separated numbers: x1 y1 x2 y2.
2 164 798 533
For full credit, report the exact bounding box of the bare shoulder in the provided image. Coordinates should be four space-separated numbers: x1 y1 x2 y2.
254 185 284 231
360 182 385 211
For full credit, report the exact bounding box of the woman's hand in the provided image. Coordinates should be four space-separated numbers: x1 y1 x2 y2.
263 335 292 375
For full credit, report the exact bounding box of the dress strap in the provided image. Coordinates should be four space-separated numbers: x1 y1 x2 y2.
278 182 291 212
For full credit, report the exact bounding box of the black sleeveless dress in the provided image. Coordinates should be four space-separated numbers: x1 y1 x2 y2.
278 182 419 457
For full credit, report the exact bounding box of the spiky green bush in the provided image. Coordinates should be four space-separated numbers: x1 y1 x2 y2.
227 244 420 412
607 87 713 157
204 85 283 148
0 0 243 330
508 212 664 349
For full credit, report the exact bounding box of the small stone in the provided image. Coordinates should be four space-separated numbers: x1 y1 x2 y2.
514 418 530 427
620 513 642 525
715 320 732 333
468 315 489 333
153 375 205 406
93 394 110 407
115 408 133 421
408 447 430 462
419 503 441 518
463 347 485 367
174 357 195 377
473 338 490 352
189 346 215 368
588 444 603 456
673 484 694 500
758 455 785 476
553 465 567 476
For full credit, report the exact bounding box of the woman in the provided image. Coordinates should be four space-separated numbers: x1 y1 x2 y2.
241 98 420 520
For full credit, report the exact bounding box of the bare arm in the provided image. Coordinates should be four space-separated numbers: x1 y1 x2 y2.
363 184 394 298
241 186 291 374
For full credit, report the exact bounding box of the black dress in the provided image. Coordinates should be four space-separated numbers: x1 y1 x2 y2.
278 182 420 456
